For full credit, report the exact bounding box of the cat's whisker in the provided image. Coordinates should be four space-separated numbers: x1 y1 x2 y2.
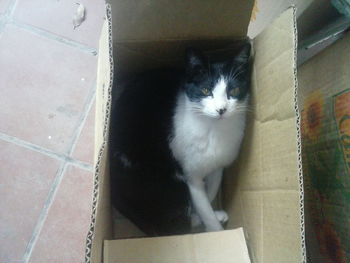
191 108 205 115
229 63 244 79
235 109 253 113
236 107 253 111
230 66 241 78
236 105 254 109
230 68 245 80
236 110 253 113
229 61 242 78
207 58 212 79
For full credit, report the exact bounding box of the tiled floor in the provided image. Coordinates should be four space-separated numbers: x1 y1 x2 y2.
0 1 104 262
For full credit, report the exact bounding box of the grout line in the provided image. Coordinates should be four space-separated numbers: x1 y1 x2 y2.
67 159 93 172
0 132 68 160
0 132 93 172
67 86 96 157
9 19 97 56
6 0 18 17
22 162 68 263
0 0 97 56
0 0 16 33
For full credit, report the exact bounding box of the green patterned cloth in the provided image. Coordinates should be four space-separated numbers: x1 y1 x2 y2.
301 88 350 263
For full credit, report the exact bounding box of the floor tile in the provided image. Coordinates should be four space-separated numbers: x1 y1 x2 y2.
72 101 95 165
28 165 93 263
0 25 97 154
0 0 10 14
13 0 105 48
0 140 61 263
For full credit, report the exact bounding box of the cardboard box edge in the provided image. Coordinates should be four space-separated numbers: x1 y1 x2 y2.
85 3 114 263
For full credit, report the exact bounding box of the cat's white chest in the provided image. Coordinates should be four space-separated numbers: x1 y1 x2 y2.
170 94 246 178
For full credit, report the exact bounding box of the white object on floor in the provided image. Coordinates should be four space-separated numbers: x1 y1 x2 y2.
73 3 86 29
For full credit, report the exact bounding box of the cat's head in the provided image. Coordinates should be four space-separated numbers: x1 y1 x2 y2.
183 43 251 119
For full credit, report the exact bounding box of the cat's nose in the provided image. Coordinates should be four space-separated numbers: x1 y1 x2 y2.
217 108 227 115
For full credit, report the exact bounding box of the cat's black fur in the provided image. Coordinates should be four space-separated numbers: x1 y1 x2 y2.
109 69 192 236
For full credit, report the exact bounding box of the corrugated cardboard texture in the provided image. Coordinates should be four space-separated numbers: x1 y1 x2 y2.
107 0 254 41
104 228 250 263
298 32 350 263
224 8 304 263
248 0 313 38
114 39 245 76
85 8 113 263
95 18 111 161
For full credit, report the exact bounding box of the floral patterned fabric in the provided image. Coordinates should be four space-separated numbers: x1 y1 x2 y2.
301 89 350 263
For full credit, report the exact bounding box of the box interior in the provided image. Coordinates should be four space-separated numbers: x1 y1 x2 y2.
86 2 306 263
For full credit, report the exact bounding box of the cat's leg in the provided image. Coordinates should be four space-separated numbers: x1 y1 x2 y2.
188 177 223 231
205 169 228 224
205 169 223 203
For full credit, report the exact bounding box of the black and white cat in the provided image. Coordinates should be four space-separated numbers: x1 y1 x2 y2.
109 43 251 236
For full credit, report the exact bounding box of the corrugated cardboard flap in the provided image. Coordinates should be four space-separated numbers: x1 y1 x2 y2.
85 4 114 263
224 7 306 263
107 0 254 42
104 228 250 263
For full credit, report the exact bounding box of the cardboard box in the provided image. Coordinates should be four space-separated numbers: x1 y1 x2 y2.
85 1 306 262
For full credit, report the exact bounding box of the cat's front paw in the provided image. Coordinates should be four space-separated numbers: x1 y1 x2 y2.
214 210 229 223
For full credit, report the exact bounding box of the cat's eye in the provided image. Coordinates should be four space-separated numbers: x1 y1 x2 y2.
202 88 210 96
230 88 240 97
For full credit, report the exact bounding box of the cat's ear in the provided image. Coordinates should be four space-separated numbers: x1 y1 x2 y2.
185 48 207 72
234 42 251 64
